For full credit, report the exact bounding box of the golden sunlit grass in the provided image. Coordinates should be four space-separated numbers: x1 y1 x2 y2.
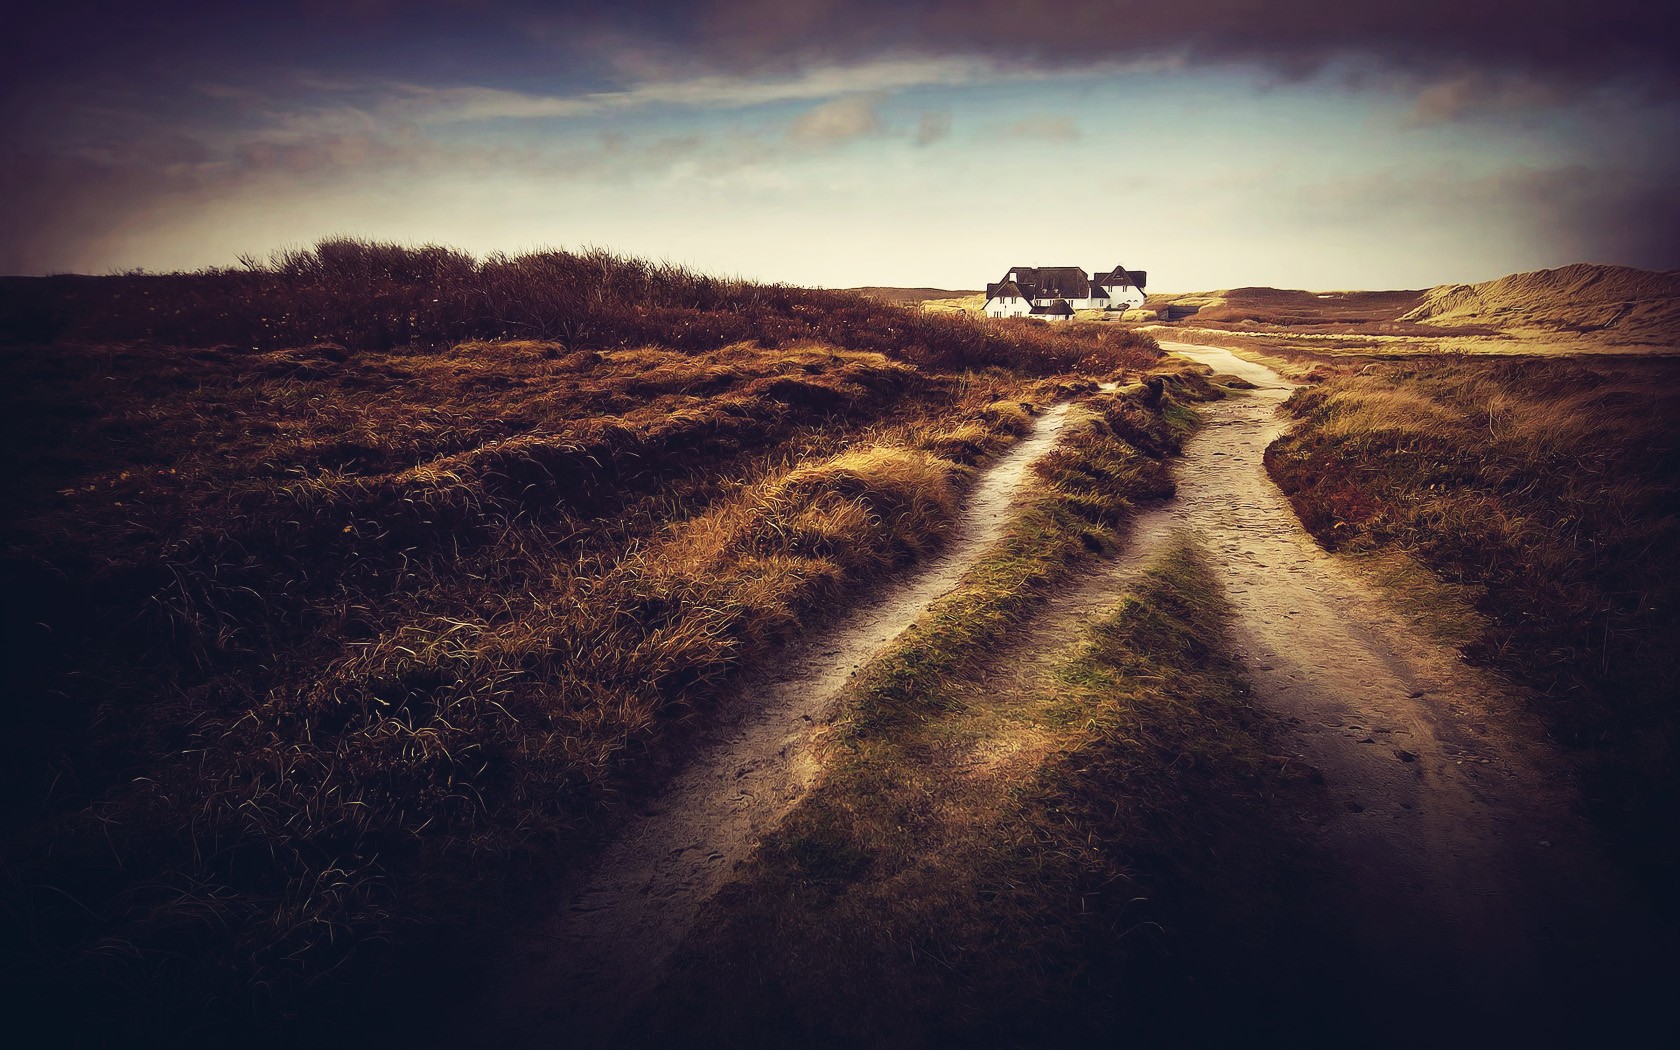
0 251 1163 1040
639 445 962 653
1265 356 1680 882
841 377 1208 733
638 527 1307 1047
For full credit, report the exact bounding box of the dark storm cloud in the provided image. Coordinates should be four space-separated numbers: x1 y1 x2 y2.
4 1 1678 274
10 2 1678 96
1514 165 1680 270
676 1 1680 90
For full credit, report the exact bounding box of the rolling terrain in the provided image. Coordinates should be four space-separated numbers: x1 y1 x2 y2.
486 345 1671 1047
2 246 1675 1047
881 263 1680 356
0 241 1159 1043
1399 263 1680 342
1147 264 1680 356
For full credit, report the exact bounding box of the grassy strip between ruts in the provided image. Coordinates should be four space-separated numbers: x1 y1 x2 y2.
628 388 1318 1047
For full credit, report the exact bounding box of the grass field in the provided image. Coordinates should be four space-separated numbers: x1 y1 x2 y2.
1266 355 1680 884
0 240 1164 1041
9 242 1672 1041
1156 286 1437 330
0 240 1127 374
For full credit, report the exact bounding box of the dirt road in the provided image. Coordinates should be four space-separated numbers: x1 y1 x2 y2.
1138 343 1658 1041
477 344 1658 1045
480 401 1076 1044
825 341 1662 1041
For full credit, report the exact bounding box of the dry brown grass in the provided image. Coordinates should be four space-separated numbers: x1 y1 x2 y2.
635 531 1306 1048
843 287 981 305
1266 355 1680 885
0 238 1158 375
0 277 1158 1042
1143 286 1496 338
1400 263 1680 345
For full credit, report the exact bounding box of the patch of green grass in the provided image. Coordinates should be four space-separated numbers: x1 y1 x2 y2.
633 402 1311 1047
844 378 1207 733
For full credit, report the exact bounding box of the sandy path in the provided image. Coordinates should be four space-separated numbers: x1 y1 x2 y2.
473 346 1658 1044
947 343 1656 1038
480 401 1075 1044
1143 342 1655 1039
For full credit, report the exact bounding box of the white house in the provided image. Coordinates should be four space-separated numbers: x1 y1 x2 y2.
984 264 1148 320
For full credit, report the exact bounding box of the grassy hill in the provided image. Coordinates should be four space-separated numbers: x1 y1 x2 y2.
1400 263 1680 344
1145 265 1680 354
0 239 1160 1042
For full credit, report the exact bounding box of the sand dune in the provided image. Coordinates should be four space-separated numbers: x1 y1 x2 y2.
1402 263 1680 344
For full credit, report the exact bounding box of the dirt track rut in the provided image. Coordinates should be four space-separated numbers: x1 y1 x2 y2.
479 345 1659 1045
1142 343 1656 1040
482 401 1075 1043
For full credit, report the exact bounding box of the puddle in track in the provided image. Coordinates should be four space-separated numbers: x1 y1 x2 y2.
478 401 1075 1044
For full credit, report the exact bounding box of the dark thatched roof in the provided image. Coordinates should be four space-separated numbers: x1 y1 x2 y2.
1093 266 1147 291
986 263 1148 303
1007 266 1090 300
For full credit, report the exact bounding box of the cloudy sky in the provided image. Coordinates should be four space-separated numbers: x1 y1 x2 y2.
4 1 1677 290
